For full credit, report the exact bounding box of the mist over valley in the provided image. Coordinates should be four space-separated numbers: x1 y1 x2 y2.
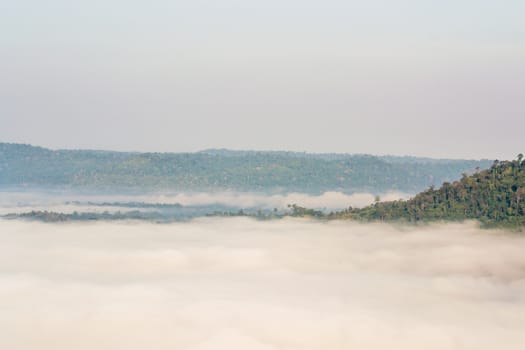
2 0 524 347
2 218 525 349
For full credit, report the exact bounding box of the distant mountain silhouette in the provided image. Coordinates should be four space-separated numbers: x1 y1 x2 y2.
0 143 492 194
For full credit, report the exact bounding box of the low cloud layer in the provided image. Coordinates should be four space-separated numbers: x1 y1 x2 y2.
1 218 525 349
152 191 407 210
0 191 408 215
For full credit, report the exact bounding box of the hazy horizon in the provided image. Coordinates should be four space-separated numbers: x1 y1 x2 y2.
2 0 524 160
0 141 501 161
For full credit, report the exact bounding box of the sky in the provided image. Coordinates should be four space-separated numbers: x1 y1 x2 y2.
1 0 524 160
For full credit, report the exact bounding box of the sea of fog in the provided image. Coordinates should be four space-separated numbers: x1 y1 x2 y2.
1 218 525 349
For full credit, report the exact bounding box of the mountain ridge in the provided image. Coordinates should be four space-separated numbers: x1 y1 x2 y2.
0 142 493 194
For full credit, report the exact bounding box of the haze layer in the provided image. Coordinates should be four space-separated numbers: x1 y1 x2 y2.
1 218 525 349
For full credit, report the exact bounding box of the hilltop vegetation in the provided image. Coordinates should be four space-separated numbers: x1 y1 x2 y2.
333 155 525 228
0 143 491 194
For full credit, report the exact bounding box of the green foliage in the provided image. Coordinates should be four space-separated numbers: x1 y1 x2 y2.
288 204 324 218
334 156 525 228
0 143 492 194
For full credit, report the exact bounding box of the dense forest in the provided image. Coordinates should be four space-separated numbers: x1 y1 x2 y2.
331 155 525 228
0 143 492 194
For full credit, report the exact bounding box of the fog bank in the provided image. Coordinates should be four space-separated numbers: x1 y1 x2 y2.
1 218 524 349
0 190 409 214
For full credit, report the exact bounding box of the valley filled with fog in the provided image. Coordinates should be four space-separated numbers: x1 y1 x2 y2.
0 190 408 219
3 0 524 347
1 217 524 349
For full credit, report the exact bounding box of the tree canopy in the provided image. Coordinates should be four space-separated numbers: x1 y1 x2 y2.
332 155 525 229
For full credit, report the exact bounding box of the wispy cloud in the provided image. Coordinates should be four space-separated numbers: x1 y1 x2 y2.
0 191 408 214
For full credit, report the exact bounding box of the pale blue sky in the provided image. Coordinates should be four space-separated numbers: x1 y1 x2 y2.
1 0 524 159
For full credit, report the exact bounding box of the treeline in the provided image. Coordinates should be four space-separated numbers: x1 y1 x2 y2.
0 143 492 194
5 210 161 222
4 208 286 223
331 155 525 228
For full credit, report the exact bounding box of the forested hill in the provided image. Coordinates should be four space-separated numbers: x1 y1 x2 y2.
336 155 525 228
0 143 492 194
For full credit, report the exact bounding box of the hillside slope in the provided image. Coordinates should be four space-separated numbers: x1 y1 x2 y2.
336 155 525 228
